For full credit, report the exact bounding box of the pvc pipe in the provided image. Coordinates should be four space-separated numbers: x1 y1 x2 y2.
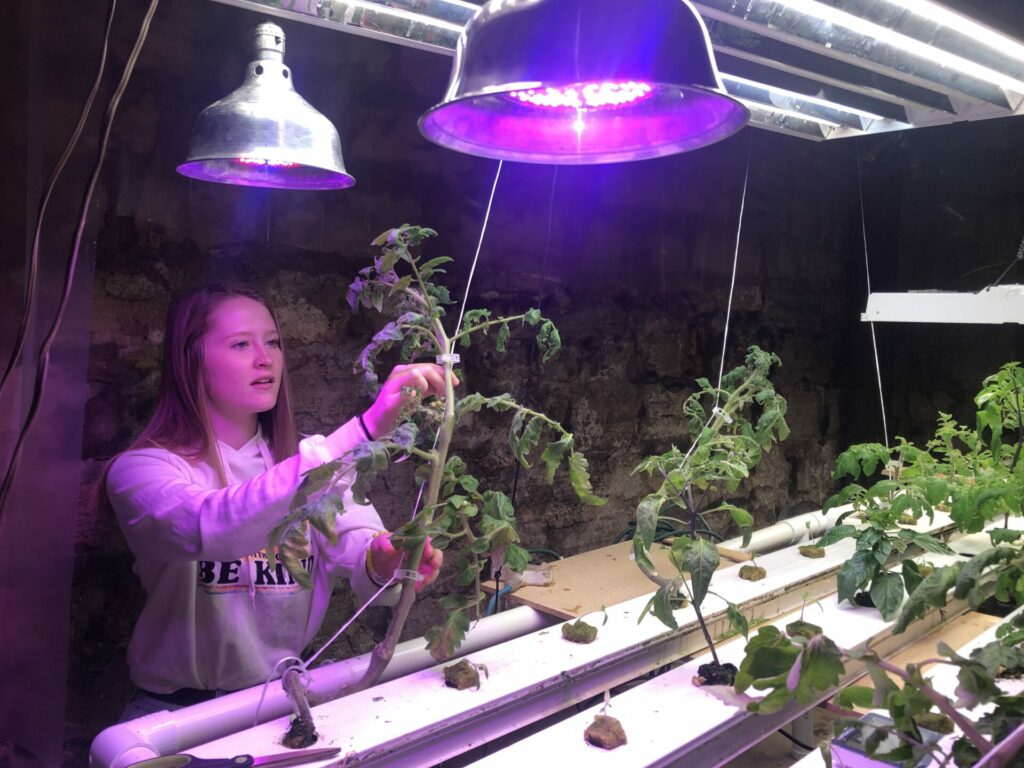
718 504 852 555
90 604 556 767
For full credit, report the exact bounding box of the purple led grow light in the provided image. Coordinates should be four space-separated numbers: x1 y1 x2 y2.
419 0 748 164
234 157 299 168
507 81 654 110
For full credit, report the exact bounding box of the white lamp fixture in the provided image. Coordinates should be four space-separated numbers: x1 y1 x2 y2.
177 22 355 190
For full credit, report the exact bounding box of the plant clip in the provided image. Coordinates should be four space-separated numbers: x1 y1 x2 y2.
712 406 734 425
394 568 425 582
436 353 461 365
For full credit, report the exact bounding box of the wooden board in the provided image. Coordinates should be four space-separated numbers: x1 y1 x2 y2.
848 610 1001 695
487 539 734 620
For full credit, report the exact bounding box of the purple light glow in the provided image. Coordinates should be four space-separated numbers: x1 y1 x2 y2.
233 157 300 169
507 81 653 110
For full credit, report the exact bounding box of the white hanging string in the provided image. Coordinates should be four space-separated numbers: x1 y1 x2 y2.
856 144 891 449
714 141 752 406
410 159 504 519
683 140 752 462
454 160 505 339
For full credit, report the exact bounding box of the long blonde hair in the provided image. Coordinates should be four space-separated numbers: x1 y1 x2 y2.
99 283 298 501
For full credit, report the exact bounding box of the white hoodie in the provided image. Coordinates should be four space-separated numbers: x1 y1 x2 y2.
107 418 397 693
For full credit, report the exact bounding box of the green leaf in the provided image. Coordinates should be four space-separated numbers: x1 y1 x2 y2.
418 255 453 277
539 433 573 483
676 537 719 608
907 532 955 555
901 560 924 597
736 626 800 690
837 550 877 604
837 685 874 709
484 393 516 412
970 640 1024 677
390 422 419 451
635 495 662 556
514 415 545 469
726 601 750 640
894 565 960 634
496 322 510 353
504 543 530 573
456 393 487 421
633 535 656 575
864 661 897 706
638 583 682 630
870 572 906 621
954 662 1001 709
990 529 1023 544
568 451 607 505
536 320 561 362
817 524 859 547
954 546 1016 600
425 609 471 661
523 308 542 326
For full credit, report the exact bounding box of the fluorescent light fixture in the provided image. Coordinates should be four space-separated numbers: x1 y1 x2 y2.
862 285 1024 325
720 73 890 122
742 99 841 128
897 0 1024 63
342 0 467 32
774 0 1024 94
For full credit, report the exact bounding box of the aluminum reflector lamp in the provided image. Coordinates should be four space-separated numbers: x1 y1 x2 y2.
419 0 749 164
177 22 354 190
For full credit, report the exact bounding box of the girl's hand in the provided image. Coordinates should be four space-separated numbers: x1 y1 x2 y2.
369 533 443 592
361 364 459 438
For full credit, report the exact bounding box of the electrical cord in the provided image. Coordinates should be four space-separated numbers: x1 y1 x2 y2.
856 140 891 450
775 726 816 753
0 0 162 516
0 0 119 406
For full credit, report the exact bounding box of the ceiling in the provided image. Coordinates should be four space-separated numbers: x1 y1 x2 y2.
209 0 1024 142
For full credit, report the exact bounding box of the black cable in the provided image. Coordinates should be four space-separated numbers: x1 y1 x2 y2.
0 0 162 516
775 726 816 753
0 0 119 404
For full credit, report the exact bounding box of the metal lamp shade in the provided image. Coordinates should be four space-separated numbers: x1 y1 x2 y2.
419 0 749 164
177 23 354 190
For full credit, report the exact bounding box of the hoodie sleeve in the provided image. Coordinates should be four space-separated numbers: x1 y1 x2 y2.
108 419 367 562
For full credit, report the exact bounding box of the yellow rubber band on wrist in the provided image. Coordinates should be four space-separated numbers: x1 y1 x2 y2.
365 531 391 586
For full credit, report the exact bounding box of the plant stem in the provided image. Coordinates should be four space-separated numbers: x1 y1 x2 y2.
972 721 1024 768
332 324 458 697
449 314 529 346
679 578 720 666
867 655 992 754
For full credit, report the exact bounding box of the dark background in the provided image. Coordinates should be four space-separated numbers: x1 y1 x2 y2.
3 0 1023 764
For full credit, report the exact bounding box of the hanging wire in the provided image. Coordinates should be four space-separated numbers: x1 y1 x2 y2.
409 159 505 522
0 0 119 406
713 133 753 407
681 133 753 465
856 141 891 450
453 160 505 339
0 0 162 516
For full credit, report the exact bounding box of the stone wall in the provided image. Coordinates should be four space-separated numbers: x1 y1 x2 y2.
5 0 1019 763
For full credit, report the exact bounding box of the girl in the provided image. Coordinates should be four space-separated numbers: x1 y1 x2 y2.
105 283 446 718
